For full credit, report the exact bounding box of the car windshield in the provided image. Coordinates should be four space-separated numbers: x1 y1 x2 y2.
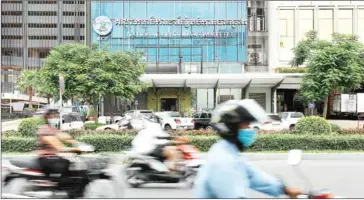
268 114 282 122
140 111 152 117
279 113 289 120
168 112 181 118
291 112 304 118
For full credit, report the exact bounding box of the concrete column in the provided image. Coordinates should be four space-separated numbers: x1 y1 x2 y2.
268 1 279 72
22 1 28 71
273 89 277 114
58 1 63 44
86 1 92 46
213 88 217 108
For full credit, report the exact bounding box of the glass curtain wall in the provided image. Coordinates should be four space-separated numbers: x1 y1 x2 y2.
91 1 247 74
1 0 86 95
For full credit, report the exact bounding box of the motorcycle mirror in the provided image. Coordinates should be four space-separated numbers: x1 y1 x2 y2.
287 149 302 166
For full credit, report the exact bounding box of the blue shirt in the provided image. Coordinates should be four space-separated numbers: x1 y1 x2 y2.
193 140 285 198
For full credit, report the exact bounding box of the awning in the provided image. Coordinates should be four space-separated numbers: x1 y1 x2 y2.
140 73 303 89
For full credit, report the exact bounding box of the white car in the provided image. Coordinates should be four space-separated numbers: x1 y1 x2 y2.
250 114 285 132
60 112 84 131
124 110 153 118
154 112 195 130
279 112 305 131
96 118 130 131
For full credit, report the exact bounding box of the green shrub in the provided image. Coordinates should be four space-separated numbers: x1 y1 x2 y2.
330 124 341 133
2 130 21 137
2 137 36 152
64 129 139 137
275 67 307 73
18 117 46 137
84 123 105 130
338 128 364 135
296 116 331 134
3 134 364 153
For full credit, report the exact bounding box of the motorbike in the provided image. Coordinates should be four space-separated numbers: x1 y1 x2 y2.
286 150 344 199
2 142 125 199
124 136 205 188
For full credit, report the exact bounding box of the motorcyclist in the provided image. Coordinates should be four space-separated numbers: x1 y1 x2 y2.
130 116 183 172
36 107 79 182
193 99 303 198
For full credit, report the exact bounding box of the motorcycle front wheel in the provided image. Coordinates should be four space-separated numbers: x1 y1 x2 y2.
83 179 121 198
3 178 31 195
125 166 143 188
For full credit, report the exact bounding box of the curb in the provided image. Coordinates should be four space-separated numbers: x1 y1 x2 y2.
3 152 364 161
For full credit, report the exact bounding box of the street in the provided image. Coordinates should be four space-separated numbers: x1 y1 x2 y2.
4 154 364 198
122 159 364 198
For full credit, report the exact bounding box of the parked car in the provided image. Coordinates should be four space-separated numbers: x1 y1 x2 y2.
33 111 84 131
279 112 305 131
192 111 213 130
154 111 195 130
124 110 153 118
60 112 84 131
250 114 284 132
96 117 131 131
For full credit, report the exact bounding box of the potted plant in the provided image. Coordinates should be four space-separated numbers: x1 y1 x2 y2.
87 105 96 121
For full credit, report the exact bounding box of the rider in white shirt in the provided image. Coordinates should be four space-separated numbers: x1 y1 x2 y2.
130 116 181 172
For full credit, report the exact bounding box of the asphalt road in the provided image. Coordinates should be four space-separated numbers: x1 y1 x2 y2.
123 159 364 198
3 155 364 198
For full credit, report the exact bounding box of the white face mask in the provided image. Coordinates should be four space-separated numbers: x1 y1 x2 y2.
48 118 60 126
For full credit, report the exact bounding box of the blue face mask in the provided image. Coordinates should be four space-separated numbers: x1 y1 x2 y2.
238 129 257 148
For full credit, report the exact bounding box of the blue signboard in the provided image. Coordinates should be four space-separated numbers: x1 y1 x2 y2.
91 1 247 63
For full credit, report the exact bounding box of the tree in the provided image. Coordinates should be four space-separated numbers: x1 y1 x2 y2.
291 31 364 118
16 70 37 109
33 69 58 104
42 43 146 118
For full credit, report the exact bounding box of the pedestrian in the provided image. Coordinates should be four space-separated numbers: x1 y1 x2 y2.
79 106 86 122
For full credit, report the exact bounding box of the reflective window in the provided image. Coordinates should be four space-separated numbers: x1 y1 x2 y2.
298 9 314 41
358 9 364 43
279 9 295 49
337 9 353 34
318 9 334 40
91 1 248 72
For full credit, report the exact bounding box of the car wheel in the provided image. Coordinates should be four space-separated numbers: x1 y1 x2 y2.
289 125 296 131
105 128 112 131
253 127 260 132
165 124 172 130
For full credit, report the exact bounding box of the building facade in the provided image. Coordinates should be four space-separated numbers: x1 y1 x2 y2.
91 1 296 115
1 0 86 103
267 1 364 114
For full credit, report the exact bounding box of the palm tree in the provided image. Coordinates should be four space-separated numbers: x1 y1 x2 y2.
16 70 37 109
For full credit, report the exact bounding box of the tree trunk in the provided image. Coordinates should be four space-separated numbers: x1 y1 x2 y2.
93 100 98 123
28 87 33 109
47 95 50 104
322 96 329 119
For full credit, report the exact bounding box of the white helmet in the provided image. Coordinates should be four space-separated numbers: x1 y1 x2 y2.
210 99 268 135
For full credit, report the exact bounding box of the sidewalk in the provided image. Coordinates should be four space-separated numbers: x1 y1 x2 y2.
1 119 23 132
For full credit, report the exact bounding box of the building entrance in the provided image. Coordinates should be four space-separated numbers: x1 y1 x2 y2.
161 98 178 111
